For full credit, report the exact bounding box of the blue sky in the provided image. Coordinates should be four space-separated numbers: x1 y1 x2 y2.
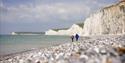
0 0 118 34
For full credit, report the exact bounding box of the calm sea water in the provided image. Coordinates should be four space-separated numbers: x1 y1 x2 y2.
0 35 70 56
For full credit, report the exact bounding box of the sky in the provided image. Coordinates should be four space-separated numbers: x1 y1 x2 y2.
0 0 118 34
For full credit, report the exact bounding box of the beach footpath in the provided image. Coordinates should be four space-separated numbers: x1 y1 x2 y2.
0 35 125 63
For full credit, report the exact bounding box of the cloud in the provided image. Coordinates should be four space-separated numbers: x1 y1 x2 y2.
0 1 92 23
0 0 118 23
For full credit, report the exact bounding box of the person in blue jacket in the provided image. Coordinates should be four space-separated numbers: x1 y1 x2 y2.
75 34 79 41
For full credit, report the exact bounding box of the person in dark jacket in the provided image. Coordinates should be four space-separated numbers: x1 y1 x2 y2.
71 35 74 42
75 34 79 41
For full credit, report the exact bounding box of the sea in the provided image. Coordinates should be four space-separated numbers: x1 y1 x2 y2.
0 35 70 56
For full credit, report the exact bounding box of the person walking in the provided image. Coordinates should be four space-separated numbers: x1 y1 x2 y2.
71 35 74 42
75 34 79 41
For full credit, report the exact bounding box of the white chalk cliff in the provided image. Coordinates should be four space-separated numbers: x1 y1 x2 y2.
56 24 83 35
82 1 125 36
45 1 125 36
45 29 57 35
45 24 83 35
67 24 83 35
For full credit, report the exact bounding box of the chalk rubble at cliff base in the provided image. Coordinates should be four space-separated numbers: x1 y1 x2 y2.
0 35 125 63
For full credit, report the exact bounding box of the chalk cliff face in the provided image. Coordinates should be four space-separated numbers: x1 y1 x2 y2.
82 1 125 36
45 24 83 35
67 24 83 35
45 29 57 35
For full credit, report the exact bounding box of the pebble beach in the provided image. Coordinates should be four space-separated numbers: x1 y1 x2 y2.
0 35 125 63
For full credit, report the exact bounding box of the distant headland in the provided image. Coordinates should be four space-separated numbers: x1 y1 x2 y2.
11 32 45 35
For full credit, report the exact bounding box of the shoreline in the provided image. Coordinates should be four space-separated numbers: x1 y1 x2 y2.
0 42 63 60
0 35 125 63
0 39 69 59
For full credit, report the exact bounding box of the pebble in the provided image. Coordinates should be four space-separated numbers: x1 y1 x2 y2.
0 35 125 63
